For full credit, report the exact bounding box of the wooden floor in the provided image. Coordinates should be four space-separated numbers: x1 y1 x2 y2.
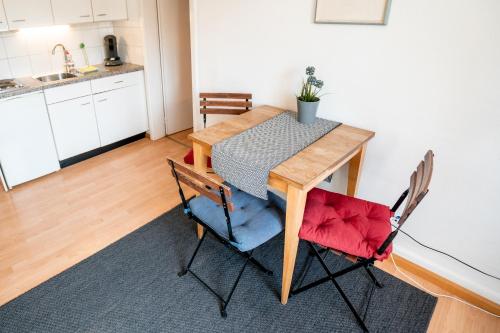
0 129 498 332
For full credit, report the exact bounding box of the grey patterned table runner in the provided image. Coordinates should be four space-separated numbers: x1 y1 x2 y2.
211 111 341 199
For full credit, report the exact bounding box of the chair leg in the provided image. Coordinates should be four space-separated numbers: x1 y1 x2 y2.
294 242 370 332
364 265 383 288
292 243 333 295
178 230 207 277
292 275 331 295
179 237 263 318
328 277 369 332
220 254 251 318
317 247 329 255
292 243 331 296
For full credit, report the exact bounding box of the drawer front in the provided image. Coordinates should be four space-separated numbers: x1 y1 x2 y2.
44 81 92 104
91 71 143 94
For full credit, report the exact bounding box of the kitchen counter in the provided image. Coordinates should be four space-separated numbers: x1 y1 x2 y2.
0 63 144 99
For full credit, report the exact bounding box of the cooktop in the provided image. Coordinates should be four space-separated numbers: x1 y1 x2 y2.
0 79 23 91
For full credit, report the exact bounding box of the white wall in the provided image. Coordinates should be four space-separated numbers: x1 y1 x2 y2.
0 23 113 78
191 0 500 302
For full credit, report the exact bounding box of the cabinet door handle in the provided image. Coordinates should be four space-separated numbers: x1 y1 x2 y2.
80 15 91 18
97 98 107 103
97 13 107 17
81 102 90 106
114 80 124 84
12 19 26 22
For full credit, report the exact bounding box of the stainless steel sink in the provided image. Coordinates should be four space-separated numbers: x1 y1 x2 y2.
35 73 78 82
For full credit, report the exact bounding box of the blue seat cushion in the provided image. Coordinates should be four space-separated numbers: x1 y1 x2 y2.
189 185 285 252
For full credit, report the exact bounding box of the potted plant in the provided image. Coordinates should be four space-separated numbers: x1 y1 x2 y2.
297 66 324 124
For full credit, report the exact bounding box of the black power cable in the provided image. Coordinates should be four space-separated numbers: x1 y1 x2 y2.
391 224 500 281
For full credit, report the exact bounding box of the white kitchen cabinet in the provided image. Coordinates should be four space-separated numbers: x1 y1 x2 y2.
91 0 127 22
0 0 8 31
3 0 53 29
0 92 59 188
51 0 93 25
48 95 101 160
93 84 148 146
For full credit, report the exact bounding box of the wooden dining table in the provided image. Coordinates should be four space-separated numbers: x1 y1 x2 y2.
188 105 375 305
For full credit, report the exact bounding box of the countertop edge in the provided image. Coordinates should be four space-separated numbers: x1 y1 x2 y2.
0 63 144 100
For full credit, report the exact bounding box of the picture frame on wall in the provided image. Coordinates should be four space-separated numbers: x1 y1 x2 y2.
315 0 392 25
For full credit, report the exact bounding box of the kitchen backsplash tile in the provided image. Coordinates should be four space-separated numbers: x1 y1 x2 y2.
0 22 115 78
112 0 144 66
27 35 50 55
86 47 104 66
30 54 53 75
8 56 31 77
0 59 11 79
3 34 29 58
0 39 7 60
113 26 144 64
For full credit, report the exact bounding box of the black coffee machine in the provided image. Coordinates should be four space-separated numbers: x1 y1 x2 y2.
103 35 123 66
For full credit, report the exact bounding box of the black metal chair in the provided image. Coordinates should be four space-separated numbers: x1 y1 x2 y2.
167 157 285 318
291 151 434 332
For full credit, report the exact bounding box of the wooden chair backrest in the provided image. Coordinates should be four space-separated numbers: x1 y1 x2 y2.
398 150 434 226
200 92 252 116
167 158 234 211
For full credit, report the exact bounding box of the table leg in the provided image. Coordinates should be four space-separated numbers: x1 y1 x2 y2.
281 185 307 305
192 142 208 239
347 143 367 197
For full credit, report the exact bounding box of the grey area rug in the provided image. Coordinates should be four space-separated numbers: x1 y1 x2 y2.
0 205 436 333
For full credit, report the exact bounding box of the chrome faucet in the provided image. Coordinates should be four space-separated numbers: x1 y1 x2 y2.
51 44 76 74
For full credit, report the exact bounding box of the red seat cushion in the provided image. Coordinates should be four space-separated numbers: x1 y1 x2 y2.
299 188 394 260
183 149 212 168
